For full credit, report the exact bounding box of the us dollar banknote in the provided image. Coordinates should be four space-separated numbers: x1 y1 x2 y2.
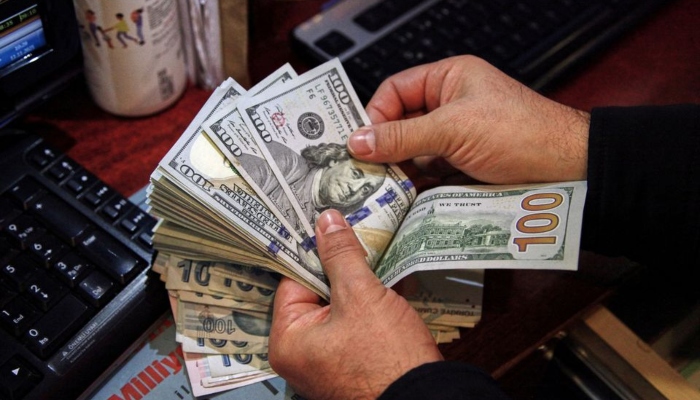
239 58 416 270
154 78 330 297
376 182 587 286
202 64 310 244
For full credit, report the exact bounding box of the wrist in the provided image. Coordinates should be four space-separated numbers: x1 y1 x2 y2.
565 108 590 181
541 105 590 182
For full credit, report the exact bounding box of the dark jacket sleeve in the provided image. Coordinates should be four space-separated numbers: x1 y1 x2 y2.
379 105 700 400
581 105 700 271
378 361 511 400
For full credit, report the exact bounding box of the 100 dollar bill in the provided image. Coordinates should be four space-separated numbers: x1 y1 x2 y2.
202 64 308 244
239 58 416 270
377 182 588 286
155 79 330 297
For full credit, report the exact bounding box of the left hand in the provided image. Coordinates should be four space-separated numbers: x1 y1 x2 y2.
269 209 443 400
348 56 590 184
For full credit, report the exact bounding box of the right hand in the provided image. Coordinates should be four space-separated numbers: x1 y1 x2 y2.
348 55 590 184
269 210 443 400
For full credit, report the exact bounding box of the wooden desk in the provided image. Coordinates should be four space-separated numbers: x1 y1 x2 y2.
16 0 700 389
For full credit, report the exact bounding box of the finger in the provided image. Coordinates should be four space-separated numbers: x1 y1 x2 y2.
365 62 443 123
348 114 454 164
315 210 383 299
271 277 322 329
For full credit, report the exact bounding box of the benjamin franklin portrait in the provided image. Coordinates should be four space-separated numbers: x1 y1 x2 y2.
239 141 387 228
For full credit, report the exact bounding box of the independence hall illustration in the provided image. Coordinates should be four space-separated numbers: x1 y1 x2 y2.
382 205 511 267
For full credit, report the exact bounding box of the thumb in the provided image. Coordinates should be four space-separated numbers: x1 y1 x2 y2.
348 116 453 164
315 210 385 302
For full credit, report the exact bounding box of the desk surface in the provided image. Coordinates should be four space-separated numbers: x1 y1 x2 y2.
18 0 700 381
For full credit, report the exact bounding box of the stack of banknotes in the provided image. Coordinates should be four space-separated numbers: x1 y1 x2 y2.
146 58 588 396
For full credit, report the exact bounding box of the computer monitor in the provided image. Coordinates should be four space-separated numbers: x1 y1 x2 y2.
0 0 82 128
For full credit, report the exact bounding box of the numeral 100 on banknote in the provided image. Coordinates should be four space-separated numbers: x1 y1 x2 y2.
510 189 571 259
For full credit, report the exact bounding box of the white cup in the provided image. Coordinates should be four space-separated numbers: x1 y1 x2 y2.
73 0 187 116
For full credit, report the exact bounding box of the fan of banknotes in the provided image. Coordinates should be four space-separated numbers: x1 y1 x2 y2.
146 59 587 396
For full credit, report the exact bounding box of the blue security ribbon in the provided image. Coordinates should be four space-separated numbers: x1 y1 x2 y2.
267 242 280 255
278 226 291 239
346 206 372 226
300 236 317 251
376 190 397 206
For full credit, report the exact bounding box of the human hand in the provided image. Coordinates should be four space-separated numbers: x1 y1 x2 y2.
269 209 443 400
348 55 590 184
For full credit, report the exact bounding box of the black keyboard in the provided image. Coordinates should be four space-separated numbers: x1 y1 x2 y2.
293 0 670 102
0 130 167 400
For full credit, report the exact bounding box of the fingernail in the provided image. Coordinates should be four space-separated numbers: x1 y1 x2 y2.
317 210 347 234
348 127 375 156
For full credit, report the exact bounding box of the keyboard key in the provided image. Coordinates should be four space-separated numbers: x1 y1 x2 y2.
496 12 519 29
137 231 154 249
464 1 491 19
27 143 59 170
119 219 138 235
47 166 67 182
0 297 39 337
3 215 43 250
480 20 507 39
81 183 115 208
8 177 44 210
0 234 18 265
100 195 132 222
408 14 435 32
78 230 141 284
0 281 16 307
314 31 355 57
54 252 92 288
390 28 417 46
120 208 157 237
64 170 98 196
24 294 90 359
510 28 539 48
1 253 38 292
0 355 43 400
353 0 423 32
30 194 91 246
369 38 395 59
512 1 535 18
25 269 68 311
462 31 490 52
0 197 21 230
488 42 518 63
27 233 67 267
436 22 466 41
46 157 80 184
79 271 115 308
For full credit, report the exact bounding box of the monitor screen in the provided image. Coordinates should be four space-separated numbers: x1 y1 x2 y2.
0 3 48 73
0 0 82 128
